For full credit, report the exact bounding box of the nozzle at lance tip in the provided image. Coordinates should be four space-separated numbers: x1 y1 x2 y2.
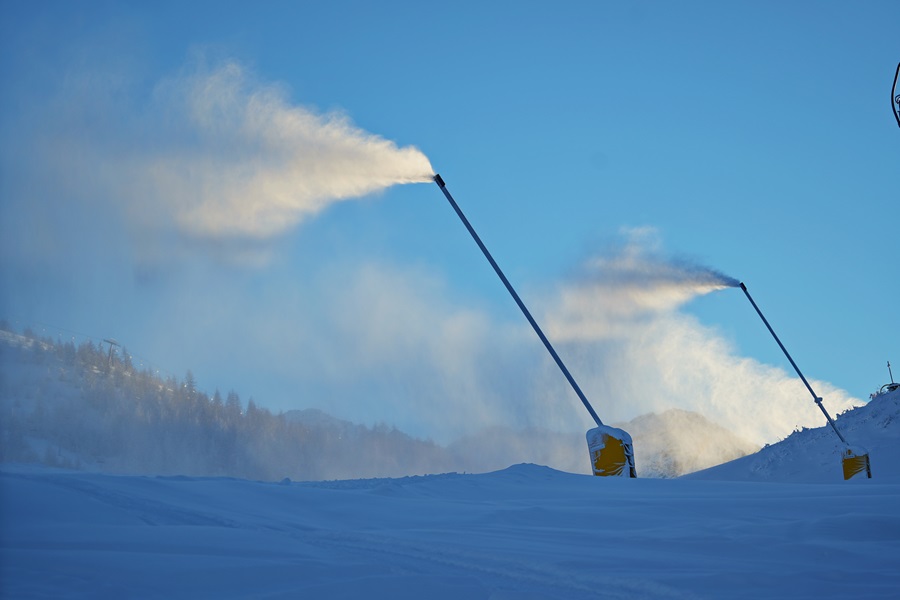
739 282 747 291
433 173 445 187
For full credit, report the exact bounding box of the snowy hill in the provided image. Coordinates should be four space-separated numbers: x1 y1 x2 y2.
687 386 900 483
0 328 455 479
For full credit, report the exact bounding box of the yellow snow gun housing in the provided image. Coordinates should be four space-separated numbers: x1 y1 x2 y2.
841 446 872 480
587 426 636 478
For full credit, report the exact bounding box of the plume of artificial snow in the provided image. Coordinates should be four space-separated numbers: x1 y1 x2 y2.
548 227 739 341
147 61 434 240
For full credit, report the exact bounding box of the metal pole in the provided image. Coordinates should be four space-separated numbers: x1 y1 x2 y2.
434 174 604 427
892 62 900 129
739 282 848 445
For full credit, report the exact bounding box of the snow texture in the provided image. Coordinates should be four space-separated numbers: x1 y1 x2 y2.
2 333 898 598
2 461 898 599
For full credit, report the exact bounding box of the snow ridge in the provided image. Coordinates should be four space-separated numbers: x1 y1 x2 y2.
687 386 900 483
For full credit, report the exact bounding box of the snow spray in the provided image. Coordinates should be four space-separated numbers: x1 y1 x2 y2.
546 238 740 343
139 60 435 241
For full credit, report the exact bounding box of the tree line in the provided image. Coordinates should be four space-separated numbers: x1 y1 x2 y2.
0 324 454 480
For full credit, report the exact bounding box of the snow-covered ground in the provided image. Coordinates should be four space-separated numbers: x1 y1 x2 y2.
2 334 898 598
3 459 899 598
0 465 900 600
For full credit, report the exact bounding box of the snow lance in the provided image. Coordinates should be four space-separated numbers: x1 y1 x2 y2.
434 174 635 477
739 282 871 480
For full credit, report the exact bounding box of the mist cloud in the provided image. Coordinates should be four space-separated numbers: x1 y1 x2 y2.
245 240 860 452
548 227 740 341
538 229 861 447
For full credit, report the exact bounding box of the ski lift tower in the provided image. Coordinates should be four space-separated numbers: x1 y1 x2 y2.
103 338 120 367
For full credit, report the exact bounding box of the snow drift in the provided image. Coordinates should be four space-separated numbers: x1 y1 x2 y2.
2 461 898 599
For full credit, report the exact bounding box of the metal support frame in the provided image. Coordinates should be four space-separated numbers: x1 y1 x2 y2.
739 282 848 445
434 174 603 427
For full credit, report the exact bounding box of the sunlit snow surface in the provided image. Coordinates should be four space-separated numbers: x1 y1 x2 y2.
3 459 899 599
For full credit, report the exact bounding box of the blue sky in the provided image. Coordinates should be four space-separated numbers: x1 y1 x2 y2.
1 1 897 444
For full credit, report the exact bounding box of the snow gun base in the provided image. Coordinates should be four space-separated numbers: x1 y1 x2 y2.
842 446 872 480
587 425 636 478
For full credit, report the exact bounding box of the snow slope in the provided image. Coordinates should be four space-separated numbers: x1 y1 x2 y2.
687 386 900 483
2 463 898 599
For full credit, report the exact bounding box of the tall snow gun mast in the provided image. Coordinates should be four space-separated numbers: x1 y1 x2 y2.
878 361 898 395
739 282 871 480
434 174 635 477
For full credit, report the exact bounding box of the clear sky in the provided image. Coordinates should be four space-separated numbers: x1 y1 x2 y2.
1 1 897 444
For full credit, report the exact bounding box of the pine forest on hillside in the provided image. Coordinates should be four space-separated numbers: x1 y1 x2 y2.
0 325 451 481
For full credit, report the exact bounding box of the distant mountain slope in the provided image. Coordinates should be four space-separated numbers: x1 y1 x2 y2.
686 386 900 483
0 327 453 480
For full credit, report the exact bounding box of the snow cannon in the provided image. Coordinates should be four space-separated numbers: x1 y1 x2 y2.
433 174 636 478
842 446 872 480
587 425 636 477
739 282 871 480
877 361 899 396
